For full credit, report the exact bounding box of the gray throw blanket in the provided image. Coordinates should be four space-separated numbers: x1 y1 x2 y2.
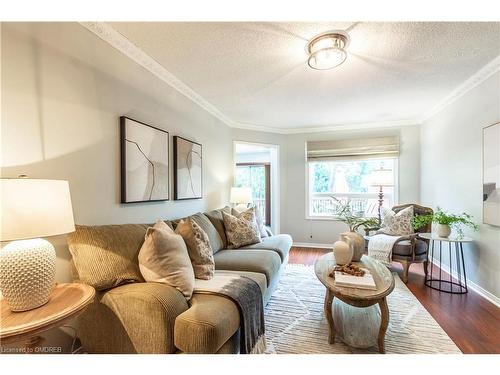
193 271 266 354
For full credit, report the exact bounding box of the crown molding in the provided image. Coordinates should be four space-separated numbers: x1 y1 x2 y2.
80 22 497 135
80 22 236 128
420 55 500 122
230 118 421 134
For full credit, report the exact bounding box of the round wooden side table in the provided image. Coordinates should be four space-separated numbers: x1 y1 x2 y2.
418 233 473 294
0 283 95 352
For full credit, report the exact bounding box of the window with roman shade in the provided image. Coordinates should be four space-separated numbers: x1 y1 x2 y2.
306 136 399 218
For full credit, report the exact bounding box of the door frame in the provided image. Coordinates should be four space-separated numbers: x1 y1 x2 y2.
233 141 280 234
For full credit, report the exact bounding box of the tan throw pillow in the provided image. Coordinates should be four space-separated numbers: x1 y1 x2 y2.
222 210 261 249
380 206 414 236
232 207 268 238
175 218 215 280
138 220 195 299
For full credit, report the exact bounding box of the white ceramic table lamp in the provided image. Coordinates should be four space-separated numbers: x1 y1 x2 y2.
370 167 394 224
230 187 253 212
0 178 75 311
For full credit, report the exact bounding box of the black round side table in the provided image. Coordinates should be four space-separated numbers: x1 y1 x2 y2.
418 233 472 294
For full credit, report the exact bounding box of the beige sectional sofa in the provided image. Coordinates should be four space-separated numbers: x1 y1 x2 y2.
67 206 292 354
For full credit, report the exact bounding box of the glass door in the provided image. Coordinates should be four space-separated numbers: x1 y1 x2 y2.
235 163 270 225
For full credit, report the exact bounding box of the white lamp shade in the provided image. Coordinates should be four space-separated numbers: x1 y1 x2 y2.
370 168 394 187
1 179 75 241
230 187 253 204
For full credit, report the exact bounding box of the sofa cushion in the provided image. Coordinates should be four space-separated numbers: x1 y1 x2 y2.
173 270 267 353
393 239 428 257
204 206 232 251
239 234 292 263
174 293 239 353
213 249 281 286
98 282 189 353
190 212 224 253
67 224 148 290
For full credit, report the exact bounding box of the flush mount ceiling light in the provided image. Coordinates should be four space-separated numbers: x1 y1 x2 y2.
306 31 350 70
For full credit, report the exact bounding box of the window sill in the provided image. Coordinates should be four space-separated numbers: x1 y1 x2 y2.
305 216 343 221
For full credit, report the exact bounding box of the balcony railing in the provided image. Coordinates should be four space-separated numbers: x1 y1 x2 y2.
309 193 391 217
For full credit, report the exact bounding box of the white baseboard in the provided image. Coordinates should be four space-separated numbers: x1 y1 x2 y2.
430 257 500 308
293 242 332 249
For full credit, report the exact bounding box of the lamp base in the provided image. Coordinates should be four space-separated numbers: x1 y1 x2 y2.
0 238 56 311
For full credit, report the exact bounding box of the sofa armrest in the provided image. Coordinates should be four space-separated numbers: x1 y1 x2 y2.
98 282 189 353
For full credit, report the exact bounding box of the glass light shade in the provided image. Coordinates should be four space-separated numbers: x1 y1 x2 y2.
370 168 394 187
1 178 75 241
230 187 253 204
308 48 347 70
307 32 349 70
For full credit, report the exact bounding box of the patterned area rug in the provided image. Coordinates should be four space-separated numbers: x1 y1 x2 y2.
264 264 461 354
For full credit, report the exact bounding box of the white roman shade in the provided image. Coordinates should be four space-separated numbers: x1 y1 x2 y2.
306 136 399 161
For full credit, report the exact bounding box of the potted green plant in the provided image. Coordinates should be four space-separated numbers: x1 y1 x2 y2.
331 197 379 261
412 207 479 238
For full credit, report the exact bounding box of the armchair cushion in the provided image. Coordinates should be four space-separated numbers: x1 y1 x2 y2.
393 239 428 257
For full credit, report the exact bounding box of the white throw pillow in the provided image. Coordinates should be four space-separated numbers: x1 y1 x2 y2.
380 206 414 236
138 220 195 299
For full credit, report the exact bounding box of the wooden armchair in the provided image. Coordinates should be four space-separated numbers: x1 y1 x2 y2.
368 204 433 283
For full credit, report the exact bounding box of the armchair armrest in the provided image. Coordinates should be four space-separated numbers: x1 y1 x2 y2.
364 226 381 236
98 282 189 353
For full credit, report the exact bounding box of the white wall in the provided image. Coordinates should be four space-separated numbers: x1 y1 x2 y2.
232 125 421 245
420 71 500 300
1 23 233 282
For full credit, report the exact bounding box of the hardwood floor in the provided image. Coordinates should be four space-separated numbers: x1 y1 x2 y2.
289 246 500 354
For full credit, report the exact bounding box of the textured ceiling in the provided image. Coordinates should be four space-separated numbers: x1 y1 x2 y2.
110 22 500 131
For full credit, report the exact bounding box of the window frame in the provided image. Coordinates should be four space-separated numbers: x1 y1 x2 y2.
305 157 399 220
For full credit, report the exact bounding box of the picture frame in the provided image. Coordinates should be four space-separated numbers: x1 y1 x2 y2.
173 136 203 200
120 116 169 203
483 121 500 226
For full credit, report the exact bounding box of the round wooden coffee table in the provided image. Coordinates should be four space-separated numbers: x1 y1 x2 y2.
314 253 395 353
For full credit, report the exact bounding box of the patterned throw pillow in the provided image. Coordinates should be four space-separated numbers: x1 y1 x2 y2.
175 218 215 280
222 210 262 249
380 206 414 236
232 207 268 238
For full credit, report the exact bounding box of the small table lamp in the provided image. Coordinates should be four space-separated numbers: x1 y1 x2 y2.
0 177 75 312
370 167 394 225
230 187 253 212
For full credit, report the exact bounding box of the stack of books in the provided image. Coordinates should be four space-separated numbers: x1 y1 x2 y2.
333 268 377 290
